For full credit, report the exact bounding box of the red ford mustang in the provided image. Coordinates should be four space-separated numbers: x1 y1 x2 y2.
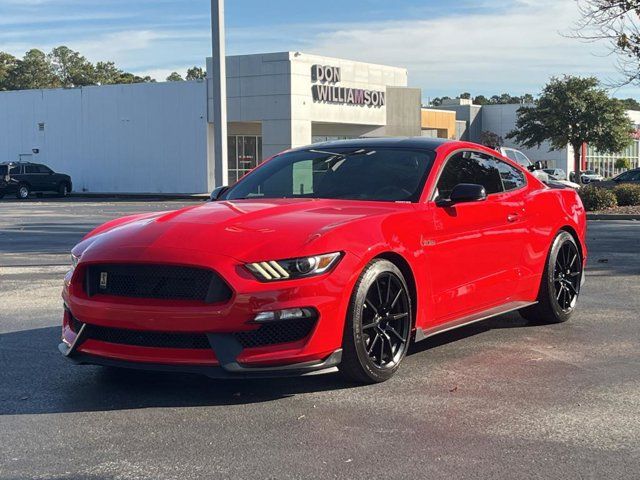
60 138 587 383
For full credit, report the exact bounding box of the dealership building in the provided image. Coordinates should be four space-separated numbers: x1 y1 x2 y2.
0 51 638 193
0 52 436 193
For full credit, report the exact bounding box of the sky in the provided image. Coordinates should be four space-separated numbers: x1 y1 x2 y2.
1 0 639 99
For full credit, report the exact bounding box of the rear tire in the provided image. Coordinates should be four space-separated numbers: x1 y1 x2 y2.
520 231 582 324
339 259 412 384
16 184 30 199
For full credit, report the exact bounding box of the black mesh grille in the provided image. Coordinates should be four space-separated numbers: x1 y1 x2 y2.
234 318 316 348
85 264 231 303
82 323 211 349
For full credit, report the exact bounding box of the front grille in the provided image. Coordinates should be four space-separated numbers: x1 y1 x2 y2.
234 318 316 348
85 264 232 303
72 320 211 349
68 315 315 351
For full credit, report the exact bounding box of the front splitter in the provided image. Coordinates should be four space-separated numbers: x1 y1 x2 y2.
58 342 342 379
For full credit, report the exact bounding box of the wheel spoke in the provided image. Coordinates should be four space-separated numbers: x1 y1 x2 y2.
379 335 385 364
367 333 380 355
383 332 395 357
390 289 403 309
386 276 392 305
362 318 378 330
376 279 384 305
386 325 406 344
391 312 408 321
364 299 379 315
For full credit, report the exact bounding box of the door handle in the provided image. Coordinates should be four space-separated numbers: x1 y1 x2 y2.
507 213 519 223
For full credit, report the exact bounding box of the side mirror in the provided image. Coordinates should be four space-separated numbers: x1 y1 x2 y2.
436 183 487 207
209 186 229 202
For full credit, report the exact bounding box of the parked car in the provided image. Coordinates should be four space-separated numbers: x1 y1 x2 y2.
542 168 580 190
60 138 587 384
543 168 567 180
591 168 640 189
0 162 72 199
497 147 550 183
574 170 604 184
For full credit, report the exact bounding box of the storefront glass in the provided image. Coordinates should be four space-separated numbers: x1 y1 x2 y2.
228 135 263 184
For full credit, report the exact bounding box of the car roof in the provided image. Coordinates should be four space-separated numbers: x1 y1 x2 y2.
296 137 451 152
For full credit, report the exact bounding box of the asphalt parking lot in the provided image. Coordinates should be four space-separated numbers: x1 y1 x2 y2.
0 199 639 479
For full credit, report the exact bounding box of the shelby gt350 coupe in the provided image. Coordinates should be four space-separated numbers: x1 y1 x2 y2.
60 138 587 383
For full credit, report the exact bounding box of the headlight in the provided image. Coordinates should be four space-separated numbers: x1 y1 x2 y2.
246 252 342 281
71 252 81 269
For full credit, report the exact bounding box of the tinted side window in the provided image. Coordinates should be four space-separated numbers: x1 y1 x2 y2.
436 151 504 199
10 165 22 174
495 159 526 191
37 165 53 174
25 165 39 174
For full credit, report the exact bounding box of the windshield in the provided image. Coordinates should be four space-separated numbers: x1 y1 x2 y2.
225 147 436 202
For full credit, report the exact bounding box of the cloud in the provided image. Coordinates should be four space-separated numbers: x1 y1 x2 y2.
0 0 637 98
303 1 634 97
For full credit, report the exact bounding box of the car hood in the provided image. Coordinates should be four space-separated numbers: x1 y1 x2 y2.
80 198 403 262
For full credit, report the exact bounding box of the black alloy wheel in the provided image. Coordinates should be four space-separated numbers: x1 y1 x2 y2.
553 240 581 311
339 259 412 383
520 231 582 324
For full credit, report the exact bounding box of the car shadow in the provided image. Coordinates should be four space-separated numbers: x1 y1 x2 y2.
0 312 538 416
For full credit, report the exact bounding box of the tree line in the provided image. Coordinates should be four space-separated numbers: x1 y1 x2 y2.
0 46 205 91
430 91 640 110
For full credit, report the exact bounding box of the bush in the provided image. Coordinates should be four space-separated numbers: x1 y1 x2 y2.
579 186 618 211
614 184 640 206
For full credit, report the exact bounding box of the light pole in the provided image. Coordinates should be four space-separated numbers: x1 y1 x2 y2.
211 0 228 187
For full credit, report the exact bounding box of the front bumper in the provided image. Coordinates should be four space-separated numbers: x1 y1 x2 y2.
60 249 361 375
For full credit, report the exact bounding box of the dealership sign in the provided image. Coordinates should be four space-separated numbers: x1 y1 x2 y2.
311 64 386 108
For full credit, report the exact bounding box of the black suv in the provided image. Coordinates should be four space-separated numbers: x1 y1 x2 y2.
0 162 72 199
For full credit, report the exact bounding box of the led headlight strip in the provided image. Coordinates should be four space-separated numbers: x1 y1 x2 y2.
246 252 342 281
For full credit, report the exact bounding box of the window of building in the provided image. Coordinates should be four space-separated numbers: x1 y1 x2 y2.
227 135 263 184
436 151 503 200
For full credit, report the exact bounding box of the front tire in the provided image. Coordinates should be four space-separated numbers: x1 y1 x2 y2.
339 259 412 384
520 231 582 324
16 184 30 199
58 182 70 197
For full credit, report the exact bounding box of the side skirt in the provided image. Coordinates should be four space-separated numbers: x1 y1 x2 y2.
414 300 537 343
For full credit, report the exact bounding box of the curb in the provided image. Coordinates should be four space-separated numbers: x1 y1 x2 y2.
69 192 209 201
587 214 640 221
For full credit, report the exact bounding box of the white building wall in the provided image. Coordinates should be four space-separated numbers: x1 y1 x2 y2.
0 82 210 193
481 104 571 171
